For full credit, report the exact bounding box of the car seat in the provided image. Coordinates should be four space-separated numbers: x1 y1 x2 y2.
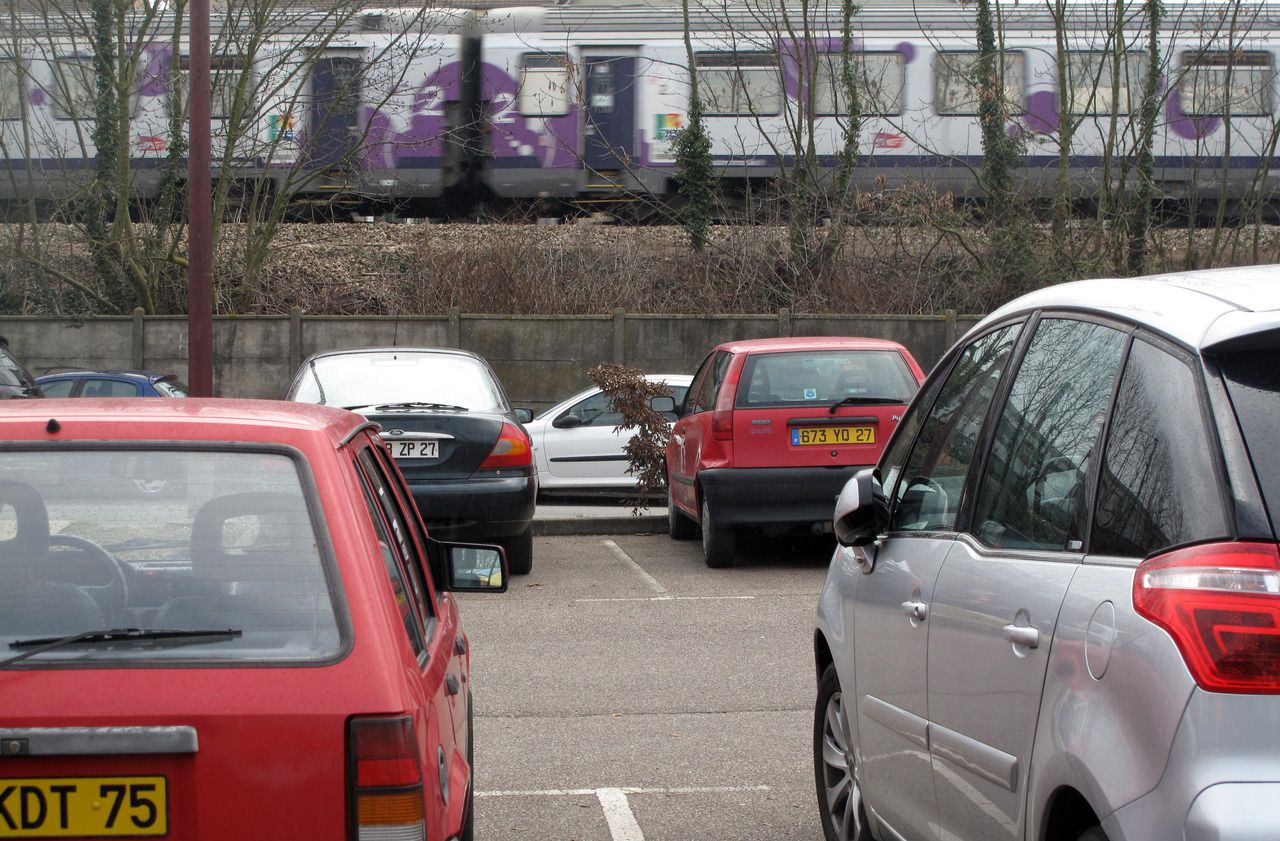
0 480 104 635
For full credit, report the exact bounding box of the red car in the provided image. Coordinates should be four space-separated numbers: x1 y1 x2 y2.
0 399 505 841
666 337 926 567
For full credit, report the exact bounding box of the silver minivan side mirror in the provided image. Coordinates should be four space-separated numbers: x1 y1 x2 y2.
834 468 886 548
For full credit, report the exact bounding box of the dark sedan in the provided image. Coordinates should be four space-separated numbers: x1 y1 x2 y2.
285 347 538 574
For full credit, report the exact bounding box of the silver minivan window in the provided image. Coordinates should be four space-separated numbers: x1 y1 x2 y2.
972 319 1126 552
1092 340 1229 557
888 324 1020 532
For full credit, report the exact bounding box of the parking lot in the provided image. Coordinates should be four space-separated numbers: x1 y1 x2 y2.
457 531 835 841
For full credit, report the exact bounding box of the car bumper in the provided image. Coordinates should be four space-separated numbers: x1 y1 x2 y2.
698 466 865 527
406 472 537 542
1105 690 1280 841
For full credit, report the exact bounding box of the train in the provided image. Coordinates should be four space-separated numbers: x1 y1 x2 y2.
2 0 1279 218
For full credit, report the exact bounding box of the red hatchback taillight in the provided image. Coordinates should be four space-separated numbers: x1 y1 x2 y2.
479 422 532 469
1134 541 1280 694
348 715 425 841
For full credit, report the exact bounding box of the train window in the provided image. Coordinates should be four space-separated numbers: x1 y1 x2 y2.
50 56 97 120
695 52 783 116
519 53 572 117
0 59 20 120
1178 50 1273 116
1065 52 1148 115
934 51 1025 116
50 55 139 120
813 52 904 116
179 55 249 120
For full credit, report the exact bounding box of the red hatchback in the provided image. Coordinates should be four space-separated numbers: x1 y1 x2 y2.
666 337 925 567
0 399 505 841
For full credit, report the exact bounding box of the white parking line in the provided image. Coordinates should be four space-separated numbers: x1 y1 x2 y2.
478 785 771 797
575 596 757 603
603 539 668 597
597 788 644 841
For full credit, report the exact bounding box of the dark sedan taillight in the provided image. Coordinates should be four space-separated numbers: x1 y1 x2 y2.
479 421 532 469
348 715 425 841
1134 541 1280 694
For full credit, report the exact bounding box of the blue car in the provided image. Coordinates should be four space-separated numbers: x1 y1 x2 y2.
36 370 188 398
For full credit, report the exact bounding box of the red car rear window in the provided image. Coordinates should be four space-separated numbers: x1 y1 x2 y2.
0 448 343 665
734 350 918 407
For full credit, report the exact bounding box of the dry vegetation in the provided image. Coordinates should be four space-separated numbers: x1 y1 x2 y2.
5 215 1280 317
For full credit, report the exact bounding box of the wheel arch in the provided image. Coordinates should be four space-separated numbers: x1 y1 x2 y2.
1040 785 1103 841
814 630 834 685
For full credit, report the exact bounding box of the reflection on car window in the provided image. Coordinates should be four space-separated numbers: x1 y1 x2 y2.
566 392 623 427
0 450 341 662
82 379 139 397
736 350 917 407
972 319 1126 552
293 352 508 413
890 324 1020 533
356 461 426 656
40 379 75 398
1221 348 1280 529
1092 340 1228 557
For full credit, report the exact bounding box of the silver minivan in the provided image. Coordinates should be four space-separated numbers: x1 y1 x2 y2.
814 266 1280 841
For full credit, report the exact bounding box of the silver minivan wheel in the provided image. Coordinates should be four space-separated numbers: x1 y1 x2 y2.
816 665 869 841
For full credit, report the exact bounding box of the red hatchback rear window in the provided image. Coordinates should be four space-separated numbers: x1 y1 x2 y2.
735 350 918 407
0 448 343 665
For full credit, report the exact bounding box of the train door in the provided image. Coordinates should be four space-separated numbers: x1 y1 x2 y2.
582 55 637 170
309 53 364 169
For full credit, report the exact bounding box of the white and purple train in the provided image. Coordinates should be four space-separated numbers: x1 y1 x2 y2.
2 0 1279 216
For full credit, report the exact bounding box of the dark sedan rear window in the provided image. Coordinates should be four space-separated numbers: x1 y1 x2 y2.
735 350 917 407
293 352 507 414
1221 349 1280 532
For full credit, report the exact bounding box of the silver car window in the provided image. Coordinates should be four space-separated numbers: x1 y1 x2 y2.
1091 339 1229 557
888 324 1021 532
972 319 1126 552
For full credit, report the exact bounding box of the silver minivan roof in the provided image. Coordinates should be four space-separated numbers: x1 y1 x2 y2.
971 264 1280 352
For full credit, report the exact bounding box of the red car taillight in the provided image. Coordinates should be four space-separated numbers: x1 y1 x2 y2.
348 715 425 841
1134 541 1280 694
479 422 532 469
711 409 733 441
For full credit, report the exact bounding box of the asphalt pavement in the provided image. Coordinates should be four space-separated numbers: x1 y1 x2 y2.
457 531 835 841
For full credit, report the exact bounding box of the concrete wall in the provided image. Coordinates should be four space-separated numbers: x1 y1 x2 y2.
0 309 982 411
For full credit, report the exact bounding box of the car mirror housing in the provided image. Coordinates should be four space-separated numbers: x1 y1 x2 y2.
552 413 583 429
513 408 534 424
834 468 887 548
650 396 676 414
430 540 509 593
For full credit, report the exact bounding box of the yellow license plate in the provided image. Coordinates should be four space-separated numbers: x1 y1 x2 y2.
791 426 875 446
0 777 167 837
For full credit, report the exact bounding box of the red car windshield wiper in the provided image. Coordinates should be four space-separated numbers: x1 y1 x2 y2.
0 628 242 668
828 396 907 414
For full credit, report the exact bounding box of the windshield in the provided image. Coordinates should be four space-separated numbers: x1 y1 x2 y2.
0 449 342 664
735 350 918 408
293 351 508 413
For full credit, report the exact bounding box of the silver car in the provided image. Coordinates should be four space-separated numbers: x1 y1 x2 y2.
814 266 1280 841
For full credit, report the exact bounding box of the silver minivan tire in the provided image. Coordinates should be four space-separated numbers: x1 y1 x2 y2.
815 663 870 841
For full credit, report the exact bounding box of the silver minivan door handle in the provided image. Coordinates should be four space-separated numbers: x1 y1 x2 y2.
901 601 928 622
1002 624 1040 649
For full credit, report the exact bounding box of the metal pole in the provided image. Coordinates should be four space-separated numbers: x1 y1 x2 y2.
186 0 213 396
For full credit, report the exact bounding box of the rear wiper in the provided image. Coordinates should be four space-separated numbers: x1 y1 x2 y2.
829 396 907 414
370 402 469 413
1 628 242 668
